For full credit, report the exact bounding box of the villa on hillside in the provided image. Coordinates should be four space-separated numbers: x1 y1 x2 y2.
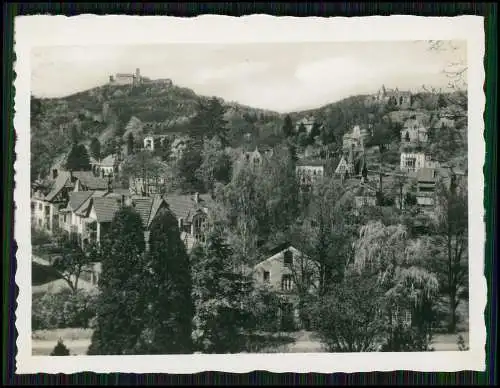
401 117 428 145
296 159 328 190
369 85 412 109
400 152 439 173
342 125 370 151
295 116 319 135
253 243 318 331
238 146 273 171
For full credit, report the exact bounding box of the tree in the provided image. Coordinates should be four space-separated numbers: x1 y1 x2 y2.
50 339 70 356
309 122 321 141
296 179 355 295
437 93 447 109
65 143 91 171
120 151 167 194
137 208 193 354
352 221 439 350
50 234 96 294
90 137 101 161
255 145 300 236
127 133 135 155
314 271 386 352
432 177 468 332
196 136 232 194
177 142 204 193
282 115 294 137
191 97 229 145
191 226 253 353
297 122 307 134
87 207 148 355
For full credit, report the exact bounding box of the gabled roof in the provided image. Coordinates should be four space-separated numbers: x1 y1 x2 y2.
100 154 116 167
76 191 107 216
72 171 109 190
44 171 72 202
164 194 212 221
68 191 94 212
91 197 122 223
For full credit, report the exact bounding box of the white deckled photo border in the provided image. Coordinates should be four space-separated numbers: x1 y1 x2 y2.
14 14 486 374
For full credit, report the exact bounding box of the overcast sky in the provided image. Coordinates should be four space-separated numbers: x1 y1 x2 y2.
31 41 466 113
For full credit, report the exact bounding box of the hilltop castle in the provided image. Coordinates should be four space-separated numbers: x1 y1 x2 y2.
109 68 142 86
366 85 412 109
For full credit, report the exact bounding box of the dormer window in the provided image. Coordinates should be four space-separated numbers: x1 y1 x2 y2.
284 250 293 266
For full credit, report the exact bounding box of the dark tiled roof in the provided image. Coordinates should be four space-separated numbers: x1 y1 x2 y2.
296 159 326 167
68 191 94 212
417 167 437 182
76 191 107 216
131 197 155 227
72 171 109 190
45 171 72 202
164 194 212 221
92 197 122 223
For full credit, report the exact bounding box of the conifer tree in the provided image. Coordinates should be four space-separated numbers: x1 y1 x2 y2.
138 208 194 354
282 115 294 137
87 207 147 355
191 226 253 353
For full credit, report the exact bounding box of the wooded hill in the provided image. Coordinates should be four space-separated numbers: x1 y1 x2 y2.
30 77 468 181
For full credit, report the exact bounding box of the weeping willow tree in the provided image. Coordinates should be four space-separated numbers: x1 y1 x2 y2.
353 221 439 351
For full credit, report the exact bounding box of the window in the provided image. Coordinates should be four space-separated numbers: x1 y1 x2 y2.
281 274 293 291
39 203 42 211
193 215 207 241
263 271 270 283
283 250 293 266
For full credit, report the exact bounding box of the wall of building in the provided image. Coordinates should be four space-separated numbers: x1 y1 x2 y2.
400 153 426 172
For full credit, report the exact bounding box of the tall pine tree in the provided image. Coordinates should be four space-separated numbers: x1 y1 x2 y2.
191 226 253 353
282 115 294 137
66 143 91 171
138 208 194 354
87 207 147 355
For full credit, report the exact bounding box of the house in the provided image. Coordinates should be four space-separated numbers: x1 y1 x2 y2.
400 152 438 173
253 243 318 331
352 181 378 209
342 125 370 151
334 156 353 177
72 171 110 191
416 167 438 208
371 85 412 109
170 136 190 161
142 134 170 152
295 116 317 134
59 190 109 245
165 192 213 252
31 171 75 234
129 176 168 196
109 68 142 86
89 155 118 178
296 160 326 189
401 117 428 144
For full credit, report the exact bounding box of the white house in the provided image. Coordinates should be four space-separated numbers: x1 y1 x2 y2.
31 171 74 234
343 125 370 151
296 160 326 188
401 118 428 144
400 152 438 173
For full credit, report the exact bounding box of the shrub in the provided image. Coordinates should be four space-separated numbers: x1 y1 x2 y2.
50 339 70 356
31 227 52 247
32 289 97 331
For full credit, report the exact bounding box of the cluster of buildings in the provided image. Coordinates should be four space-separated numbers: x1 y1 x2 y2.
366 85 413 109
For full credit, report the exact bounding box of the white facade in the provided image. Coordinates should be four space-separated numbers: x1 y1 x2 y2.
401 119 428 144
400 152 426 173
296 165 325 185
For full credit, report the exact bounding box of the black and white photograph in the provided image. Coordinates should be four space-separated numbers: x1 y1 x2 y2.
15 15 486 373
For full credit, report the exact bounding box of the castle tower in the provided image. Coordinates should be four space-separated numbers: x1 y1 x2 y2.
135 68 141 84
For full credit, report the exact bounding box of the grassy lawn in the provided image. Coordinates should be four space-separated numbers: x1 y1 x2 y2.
32 328 93 356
